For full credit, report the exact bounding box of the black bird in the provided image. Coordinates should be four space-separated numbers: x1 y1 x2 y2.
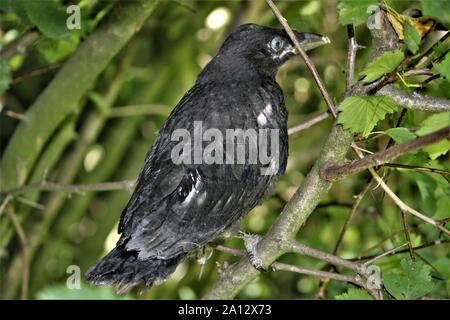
86 23 329 291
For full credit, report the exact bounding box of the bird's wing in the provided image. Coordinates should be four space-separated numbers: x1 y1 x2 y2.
118 82 286 260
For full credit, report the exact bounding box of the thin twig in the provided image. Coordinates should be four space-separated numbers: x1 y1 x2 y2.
15 196 45 210
352 239 450 262
108 104 170 118
0 194 13 218
266 0 337 118
3 110 27 121
0 31 39 60
11 63 63 85
345 25 363 91
322 127 450 180
401 209 415 260
4 207 29 300
363 243 409 266
271 263 362 287
352 147 450 236
287 241 365 274
333 181 372 255
1 180 136 197
287 112 329 136
382 163 450 176
403 68 433 77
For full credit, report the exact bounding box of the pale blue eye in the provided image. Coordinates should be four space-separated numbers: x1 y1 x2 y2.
270 37 284 52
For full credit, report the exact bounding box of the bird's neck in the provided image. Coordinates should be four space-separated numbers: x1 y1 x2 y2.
196 53 276 85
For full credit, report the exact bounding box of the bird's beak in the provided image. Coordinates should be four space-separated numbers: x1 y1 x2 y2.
291 32 331 53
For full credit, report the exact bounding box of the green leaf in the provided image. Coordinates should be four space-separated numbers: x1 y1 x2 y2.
337 96 399 137
337 0 379 26
417 113 450 136
404 21 421 54
415 113 450 159
422 0 450 28
336 288 373 300
433 52 450 85
360 50 405 83
422 139 450 160
385 127 416 144
0 59 12 96
432 42 448 59
36 36 80 63
383 258 434 300
23 0 70 40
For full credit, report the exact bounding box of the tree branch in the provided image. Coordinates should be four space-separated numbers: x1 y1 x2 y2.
377 85 450 113
286 241 364 274
215 245 373 297
1 180 136 197
287 112 330 135
382 163 450 176
351 239 450 262
0 31 39 60
322 127 450 181
345 25 364 91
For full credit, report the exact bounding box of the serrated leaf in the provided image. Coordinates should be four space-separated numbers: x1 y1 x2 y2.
360 50 405 83
416 113 450 136
385 127 416 144
337 0 379 26
433 52 450 85
23 0 70 40
422 0 450 28
337 96 398 137
383 258 434 300
0 59 12 96
404 21 421 54
422 139 450 160
416 112 450 160
336 288 373 300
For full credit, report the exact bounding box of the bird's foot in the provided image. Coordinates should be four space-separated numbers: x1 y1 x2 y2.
238 231 267 272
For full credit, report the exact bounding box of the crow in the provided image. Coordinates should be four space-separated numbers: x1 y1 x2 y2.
86 23 330 291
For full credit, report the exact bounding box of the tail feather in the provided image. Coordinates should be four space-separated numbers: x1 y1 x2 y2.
85 245 185 292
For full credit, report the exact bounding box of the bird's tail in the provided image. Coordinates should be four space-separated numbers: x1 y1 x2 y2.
85 245 185 293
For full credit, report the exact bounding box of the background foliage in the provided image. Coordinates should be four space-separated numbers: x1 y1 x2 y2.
0 0 449 300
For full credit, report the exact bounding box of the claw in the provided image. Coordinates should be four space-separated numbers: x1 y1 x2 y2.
239 231 267 272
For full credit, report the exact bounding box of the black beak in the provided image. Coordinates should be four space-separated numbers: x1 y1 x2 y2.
292 31 331 52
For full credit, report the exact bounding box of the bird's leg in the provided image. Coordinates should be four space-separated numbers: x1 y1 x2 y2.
238 231 267 272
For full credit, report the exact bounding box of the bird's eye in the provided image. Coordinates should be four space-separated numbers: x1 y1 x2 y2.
270 37 284 52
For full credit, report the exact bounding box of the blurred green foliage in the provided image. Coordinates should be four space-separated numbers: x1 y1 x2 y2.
0 0 449 300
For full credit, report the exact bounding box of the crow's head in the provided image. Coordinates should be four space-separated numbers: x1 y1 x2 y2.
201 23 330 80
